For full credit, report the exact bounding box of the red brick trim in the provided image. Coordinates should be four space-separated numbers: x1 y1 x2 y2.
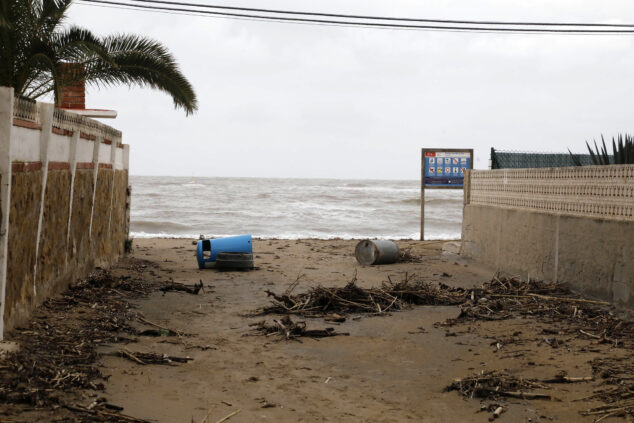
12 161 43 172
13 118 42 130
52 127 73 136
48 161 70 170
80 132 96 141
76 162 94 170
117 143 125 149
98 163 113 169
103 139 112 145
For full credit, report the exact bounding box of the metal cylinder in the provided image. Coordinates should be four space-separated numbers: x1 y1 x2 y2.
355 240 399 265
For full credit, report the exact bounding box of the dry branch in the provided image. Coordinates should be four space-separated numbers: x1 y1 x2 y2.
445 371 552 401
252 273 467 318
250 316 348 340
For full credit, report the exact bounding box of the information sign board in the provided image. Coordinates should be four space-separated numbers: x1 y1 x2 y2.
423 151 472 187
420 148 474 240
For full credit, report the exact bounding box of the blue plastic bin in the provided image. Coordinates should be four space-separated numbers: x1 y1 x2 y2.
196 234 253 269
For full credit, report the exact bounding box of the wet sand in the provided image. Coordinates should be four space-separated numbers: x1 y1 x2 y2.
1 238 624 422
94 238 612 422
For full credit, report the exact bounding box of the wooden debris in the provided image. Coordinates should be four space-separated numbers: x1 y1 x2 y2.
116 348 193 365
491 406 504 420
138 328 177 337
445 370 552 401
63 403 152 422
252 273 466 318
215 409 241 423
0 266 152 408
160 280 203 295
137 316 185 337
0 261 199 421
250 316 348 340
541 371 593 384
398 248 423 263
440 276 634 351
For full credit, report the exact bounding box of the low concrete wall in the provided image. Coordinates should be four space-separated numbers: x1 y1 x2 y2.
0 88 131 338
462 204 634 304
461 166 634 306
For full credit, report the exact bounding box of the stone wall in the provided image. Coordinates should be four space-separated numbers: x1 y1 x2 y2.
111 170 129 258
461 165 634 307
36 168 72 291
4 169 42 323
68 169 95 267
0 89 131 338
92 168 115 262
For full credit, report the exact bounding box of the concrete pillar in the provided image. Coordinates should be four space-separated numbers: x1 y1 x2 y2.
0 88 14 340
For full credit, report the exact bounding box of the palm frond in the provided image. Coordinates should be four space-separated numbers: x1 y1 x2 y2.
87 34 198 114
0 0 197 114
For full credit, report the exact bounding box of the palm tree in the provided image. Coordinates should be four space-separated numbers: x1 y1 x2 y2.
0 0 197 114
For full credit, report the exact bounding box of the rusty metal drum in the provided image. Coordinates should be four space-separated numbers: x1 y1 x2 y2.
355 240 399 265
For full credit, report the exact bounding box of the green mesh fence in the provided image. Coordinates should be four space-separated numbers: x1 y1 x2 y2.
490 148 595 169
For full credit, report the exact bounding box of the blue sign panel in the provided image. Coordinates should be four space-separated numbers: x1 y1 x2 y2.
424 152 471 187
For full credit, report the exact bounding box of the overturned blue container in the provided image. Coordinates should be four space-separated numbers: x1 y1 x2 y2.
196 234 253 269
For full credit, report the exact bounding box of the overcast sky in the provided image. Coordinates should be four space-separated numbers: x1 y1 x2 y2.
68 1 634 179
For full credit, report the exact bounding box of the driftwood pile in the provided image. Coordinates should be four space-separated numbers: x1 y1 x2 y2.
444 276 634 348
250 316 349 341
0 264 195 422
441 276 634 421
577 356 634 421
445 370 552 401
0 269 143 407
253 273 466 317
256 274 634 420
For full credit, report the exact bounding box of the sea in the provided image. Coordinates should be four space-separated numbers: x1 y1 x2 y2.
129 176 464 240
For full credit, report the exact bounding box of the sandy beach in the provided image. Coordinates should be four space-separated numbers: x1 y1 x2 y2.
2 238 632 422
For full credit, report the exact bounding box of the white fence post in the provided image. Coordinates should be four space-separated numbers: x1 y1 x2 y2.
88 136 102 241
65 131 80 266
32 103 54 298
0 88 14 341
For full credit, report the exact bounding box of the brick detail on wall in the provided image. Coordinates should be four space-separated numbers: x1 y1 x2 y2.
12 162 43 172
80 132 97 141
52 127 73 136
13 118 42 130
48 162 70 170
